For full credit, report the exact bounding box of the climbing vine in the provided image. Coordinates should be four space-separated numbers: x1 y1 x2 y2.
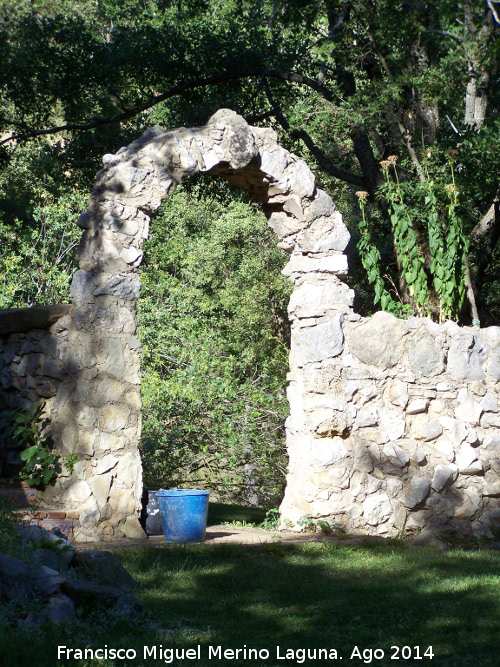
356 157 468 322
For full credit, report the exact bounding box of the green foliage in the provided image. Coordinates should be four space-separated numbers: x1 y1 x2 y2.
0 500 24 557
0 188 84 308
138 184 291 506
63 453 80 474
0 402 58 488
357 157 469 321
259 507 280 531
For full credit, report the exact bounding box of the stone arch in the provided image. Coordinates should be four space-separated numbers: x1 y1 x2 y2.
47 109 352 541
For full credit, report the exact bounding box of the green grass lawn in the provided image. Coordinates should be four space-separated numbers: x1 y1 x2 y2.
2 539 500 667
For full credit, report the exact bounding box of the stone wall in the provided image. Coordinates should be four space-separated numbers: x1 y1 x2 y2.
281 310 500 538
1 109 498 541
0 306 71 478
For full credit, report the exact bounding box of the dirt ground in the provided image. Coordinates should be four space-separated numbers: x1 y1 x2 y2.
75 525 381 550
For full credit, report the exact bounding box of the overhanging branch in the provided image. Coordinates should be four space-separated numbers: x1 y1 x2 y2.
0 68 341 147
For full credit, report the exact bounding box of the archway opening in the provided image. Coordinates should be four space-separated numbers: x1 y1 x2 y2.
137 178 291 508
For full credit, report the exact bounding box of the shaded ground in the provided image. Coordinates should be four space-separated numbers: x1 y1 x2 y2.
75 525 375 550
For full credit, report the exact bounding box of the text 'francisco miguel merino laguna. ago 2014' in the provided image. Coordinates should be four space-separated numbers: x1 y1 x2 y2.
57 644 435 663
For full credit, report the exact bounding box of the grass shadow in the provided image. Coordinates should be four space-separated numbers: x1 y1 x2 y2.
4 540 499 666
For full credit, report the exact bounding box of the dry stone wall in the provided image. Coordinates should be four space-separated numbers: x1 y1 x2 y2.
0 306 71 478
1 109 498 541
281 309 500 538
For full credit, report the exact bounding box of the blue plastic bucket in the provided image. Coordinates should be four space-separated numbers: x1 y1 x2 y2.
156 489 210 543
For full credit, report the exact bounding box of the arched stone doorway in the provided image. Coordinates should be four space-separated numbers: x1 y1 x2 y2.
46 109 351 541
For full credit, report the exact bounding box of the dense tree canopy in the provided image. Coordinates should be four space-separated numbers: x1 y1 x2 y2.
1 0 499 501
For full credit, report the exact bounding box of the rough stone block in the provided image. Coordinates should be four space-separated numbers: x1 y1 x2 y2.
100 405 130 431
403 478 430 509
406 398 428 415
349 312 403 368
431 464 458 492
109 487 136 514
363 493 392 526
283 250 349 278
292 314 344 366
447 333 488 380
409 332 445 377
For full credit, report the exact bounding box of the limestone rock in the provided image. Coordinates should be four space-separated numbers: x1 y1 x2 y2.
455 388 483 426
74 550 135 592
89 473 112 507
456 442 478 472
471 522 493 539
0 552 34 600
18 526 75 565
363 493 392 526
382 443 410 468
115 451 142 488
481 392 499 412
69 269 97 302
403 478 430 509
351 444 373 473
406 398 428 415
409 331 445 377
410 530 447 550
415 420 443 442
431 464 458 492
100 405 130 431
0 304 72 336
63 480 92 504
483 482 500 497
356 407 378 428
121 516 147 540
259 148 288 180
379 410 406 440
95 454 119 474
391 500 407 530
487 350 500 381
109 487 136 514
292 314 344 366
35 566 65 598
281 159 316 198
288 280 354 316
62 579 125 607
43 594 77 624
435 440 455 462
296 213 350 254
282 252 348 278
349 312 403 368
304 189 335 221
94 274 142 300
386 381 408 408
79 496 101 531
310 438 349 466
447 333 488 380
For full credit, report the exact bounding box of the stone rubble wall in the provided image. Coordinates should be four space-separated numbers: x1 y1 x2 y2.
281 307 500 538
0 314 70 477
1 109 498 540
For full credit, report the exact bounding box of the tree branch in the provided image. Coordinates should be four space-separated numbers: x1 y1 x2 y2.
473 189 500 293
424 29 464 43
0 67 342 148
290 128 365 186
487 0 500 24
262 77 365 187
